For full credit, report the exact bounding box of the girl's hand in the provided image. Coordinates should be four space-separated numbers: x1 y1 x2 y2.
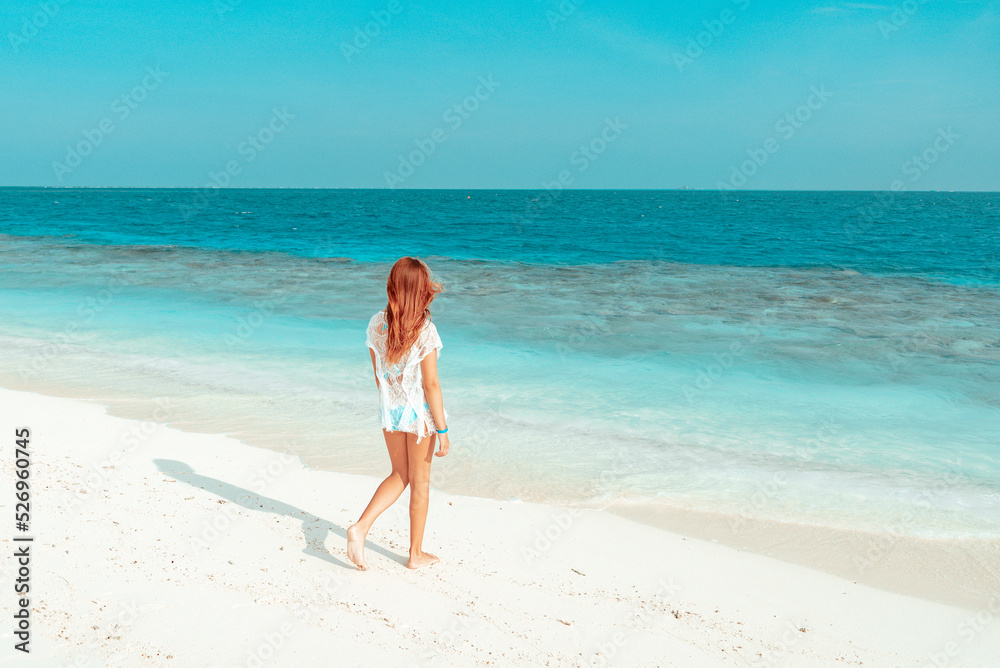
435 432 450 457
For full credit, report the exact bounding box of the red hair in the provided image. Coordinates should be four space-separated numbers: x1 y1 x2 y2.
384 257 442 364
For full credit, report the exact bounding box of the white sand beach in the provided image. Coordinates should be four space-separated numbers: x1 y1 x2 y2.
1 385 998 667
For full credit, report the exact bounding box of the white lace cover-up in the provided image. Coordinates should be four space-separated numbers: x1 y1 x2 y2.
365 310 446 438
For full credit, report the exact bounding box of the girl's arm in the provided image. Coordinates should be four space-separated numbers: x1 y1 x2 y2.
369 348 380 391
420 350 449 456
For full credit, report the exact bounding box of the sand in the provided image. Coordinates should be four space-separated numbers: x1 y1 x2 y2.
1 385 997 667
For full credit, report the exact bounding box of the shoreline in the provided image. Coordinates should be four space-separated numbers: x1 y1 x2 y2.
1 385 998 665
2 373 996 612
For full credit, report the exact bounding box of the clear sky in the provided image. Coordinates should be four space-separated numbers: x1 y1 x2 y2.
2 0 997 189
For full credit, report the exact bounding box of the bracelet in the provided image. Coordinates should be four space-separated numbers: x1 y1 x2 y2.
436 427 448 434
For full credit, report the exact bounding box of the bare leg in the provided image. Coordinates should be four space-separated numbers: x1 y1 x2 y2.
348 430 409 570
406 431 440 569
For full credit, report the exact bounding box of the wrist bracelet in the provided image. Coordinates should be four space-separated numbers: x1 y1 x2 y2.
436 427 448 434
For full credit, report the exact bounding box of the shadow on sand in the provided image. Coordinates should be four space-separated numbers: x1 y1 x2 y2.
153 458 405 569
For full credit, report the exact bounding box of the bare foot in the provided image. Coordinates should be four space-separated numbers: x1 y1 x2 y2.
346 524 368 570
406 551 440 569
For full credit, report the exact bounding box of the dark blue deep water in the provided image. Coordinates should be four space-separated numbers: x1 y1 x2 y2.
1 188 997 282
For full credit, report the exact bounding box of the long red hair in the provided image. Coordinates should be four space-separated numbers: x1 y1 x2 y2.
384 257 442 364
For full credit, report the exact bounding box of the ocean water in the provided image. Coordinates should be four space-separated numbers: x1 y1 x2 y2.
1 188 998 539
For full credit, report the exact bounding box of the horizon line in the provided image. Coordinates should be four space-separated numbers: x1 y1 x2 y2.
1 186 997 193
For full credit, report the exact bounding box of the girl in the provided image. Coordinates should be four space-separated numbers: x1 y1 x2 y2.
347 257 450 570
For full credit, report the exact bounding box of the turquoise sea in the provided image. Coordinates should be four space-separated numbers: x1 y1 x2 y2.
1 188 998 539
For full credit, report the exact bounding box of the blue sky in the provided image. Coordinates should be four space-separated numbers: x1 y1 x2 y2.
2 0 997 189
